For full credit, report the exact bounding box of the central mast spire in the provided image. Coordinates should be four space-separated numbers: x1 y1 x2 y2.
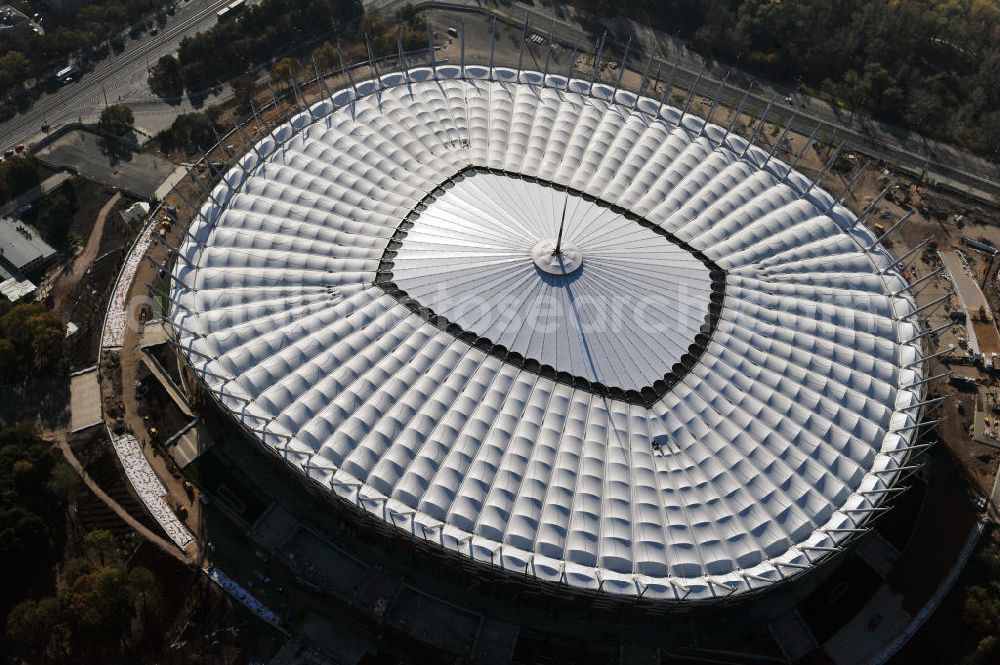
554 192 568 255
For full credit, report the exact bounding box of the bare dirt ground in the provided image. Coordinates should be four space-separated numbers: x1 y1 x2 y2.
50 192 122 313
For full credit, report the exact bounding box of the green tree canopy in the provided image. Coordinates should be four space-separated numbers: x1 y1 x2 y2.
148 55 183 98
97 104 134 136
0 157 40 205
0 303 65 382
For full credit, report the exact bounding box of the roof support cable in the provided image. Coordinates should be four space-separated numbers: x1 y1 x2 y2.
147 281 197 320
868 210 915 251
248 95 261 128
288 75 307 119
265 80 283 126
860 486 908 497
774 560 811 571
657 57 679 121
828 161 870 212
902 370 951 389
721 81 754 149
886 442 935 457
396 25 410 87
892 266 946 297
905 320 953 346
892 417 944 433
882 238 931 275
852 186 891 229
515 14 527 83
762 108 798 170
427 21 437 76
364 33 381 90
704 71 730 128
589 31 607 97
903 344 954 367
634 49 657 108
488 16 497 80
336 42 357 98
900 395 948 414
783 122 822 180
542 23 555 82
902 294 952 321
668 579 692 599
799 544 841 555
612 35 632 100
742 95 776 161
800 141 844 198
707 578 737 597
491 544 503 568
821 527 869 535
679 61 706 123
842 506 890 516
566 37 580 90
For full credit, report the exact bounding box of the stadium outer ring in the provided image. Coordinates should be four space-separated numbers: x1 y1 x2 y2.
168 64 928 603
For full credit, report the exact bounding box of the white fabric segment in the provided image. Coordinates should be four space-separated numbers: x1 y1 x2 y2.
392 173 714 388
169 68 923 601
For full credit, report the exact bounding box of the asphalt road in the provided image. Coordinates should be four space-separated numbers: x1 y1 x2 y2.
0 0 232 152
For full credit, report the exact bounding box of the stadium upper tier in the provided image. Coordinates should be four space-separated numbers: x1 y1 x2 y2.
170 66 927 601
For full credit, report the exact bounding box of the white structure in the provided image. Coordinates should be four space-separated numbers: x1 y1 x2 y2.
169 67 927 601
109 431 195 549
120 201 150 225
0 276 35 302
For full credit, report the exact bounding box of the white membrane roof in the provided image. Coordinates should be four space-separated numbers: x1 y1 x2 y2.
170 67 926 601
392 172 715 388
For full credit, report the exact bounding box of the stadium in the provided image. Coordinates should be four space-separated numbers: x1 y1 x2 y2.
168 64 929 604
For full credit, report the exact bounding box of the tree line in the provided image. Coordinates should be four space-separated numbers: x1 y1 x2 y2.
149 0 361 100
0 0 165 97
571 0 1000 161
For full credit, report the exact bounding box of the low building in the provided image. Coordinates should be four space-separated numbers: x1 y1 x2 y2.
121 201 150 225
0 274 35 302
0 217 56 277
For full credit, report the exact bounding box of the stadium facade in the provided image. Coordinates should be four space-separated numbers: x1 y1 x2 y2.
169 66 927 602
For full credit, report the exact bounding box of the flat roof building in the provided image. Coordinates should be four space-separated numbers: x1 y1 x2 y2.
0 216 56 276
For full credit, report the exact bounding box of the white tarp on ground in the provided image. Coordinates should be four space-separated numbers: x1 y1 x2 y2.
101 216 156 350
168 68 925 600
110 431 194 549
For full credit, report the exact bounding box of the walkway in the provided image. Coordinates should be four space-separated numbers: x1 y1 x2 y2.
49 433 196 565
51 191 122 314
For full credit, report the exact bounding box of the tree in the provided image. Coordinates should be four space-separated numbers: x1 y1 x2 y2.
0 303 65 381
5 596 60 649
230 75 258 112
271 57 299 89
0 52 32 90
158 112 218 154
83 529 116 567
97 104 134 136
30 180 78 250
148 55 183 98
963 585 1000 634
0 157 40 204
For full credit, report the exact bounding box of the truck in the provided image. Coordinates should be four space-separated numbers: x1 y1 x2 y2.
55 64 80 84
217 0 246 22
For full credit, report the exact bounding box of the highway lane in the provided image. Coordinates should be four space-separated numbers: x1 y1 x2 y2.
0 0 231 151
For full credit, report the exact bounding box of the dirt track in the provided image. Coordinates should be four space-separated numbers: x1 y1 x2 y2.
51 192 121 314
